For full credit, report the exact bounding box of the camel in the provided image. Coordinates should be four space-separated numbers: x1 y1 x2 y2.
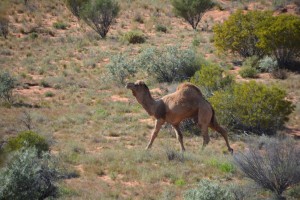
126 80 233 153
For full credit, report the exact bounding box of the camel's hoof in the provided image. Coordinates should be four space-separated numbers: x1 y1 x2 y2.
229 148 234 155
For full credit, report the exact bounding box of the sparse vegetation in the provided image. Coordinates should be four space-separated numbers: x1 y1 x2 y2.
65 0 89 19
239 66 259 78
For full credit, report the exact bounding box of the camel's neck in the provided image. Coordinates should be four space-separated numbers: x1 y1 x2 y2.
135 90 157 116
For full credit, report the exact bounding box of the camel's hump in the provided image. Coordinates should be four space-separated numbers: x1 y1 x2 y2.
176 83 202 94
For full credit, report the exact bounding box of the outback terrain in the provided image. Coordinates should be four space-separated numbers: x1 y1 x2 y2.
0 0 300 199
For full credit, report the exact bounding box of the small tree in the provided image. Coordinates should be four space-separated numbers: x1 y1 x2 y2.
80 0 120 38
0 72 16 104
171 0 215 30
257 14 300 67
213 10 272 58
65 0 88 19
234 138 300 200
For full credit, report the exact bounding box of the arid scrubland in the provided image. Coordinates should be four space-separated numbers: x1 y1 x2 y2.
0 0 300 199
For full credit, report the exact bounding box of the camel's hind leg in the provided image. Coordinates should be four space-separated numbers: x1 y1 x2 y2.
173 125 185 151
146 119 165 150
210 117 233 153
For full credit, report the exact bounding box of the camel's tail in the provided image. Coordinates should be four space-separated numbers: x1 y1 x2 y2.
210 107 218 126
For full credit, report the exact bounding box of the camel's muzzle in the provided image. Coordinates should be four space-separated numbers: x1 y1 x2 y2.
125 83 134 89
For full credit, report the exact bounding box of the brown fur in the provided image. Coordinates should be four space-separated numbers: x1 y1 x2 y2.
126 80 233 153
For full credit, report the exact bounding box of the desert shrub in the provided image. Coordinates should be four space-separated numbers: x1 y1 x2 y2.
171 0 215 30
191 64 234 96
106 53 137 85
0 15 8 39
271 68 289 80
80 0 120 38
184 179 233 200
121 30 146 44
53 21 68 30
258 56 278 72
234 138 300 199
239 66 258 78
0 71 16 104
65 0 89 19
137 46 200 82
6 131 49 155
209 81 294 134
0 148 59 200
214 10 272 58
256 14 300 67
155 24 167 33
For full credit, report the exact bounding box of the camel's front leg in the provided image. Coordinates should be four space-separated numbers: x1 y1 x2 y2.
146 119 165 150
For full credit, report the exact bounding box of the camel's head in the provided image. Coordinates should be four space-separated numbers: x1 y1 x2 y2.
125 80 149 97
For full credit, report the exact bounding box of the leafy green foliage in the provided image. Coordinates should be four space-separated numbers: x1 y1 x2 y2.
80 0 120 38
121 30 146 44
0 71 16 104
65 0 89 19
213 10 272 58
137 46 200 82
209 81 294 134
184 179 233 200
239 66 258 78
0 148 59 200
7 131 49 155
190 64 234 96
106 53 137 85
171 0 215 30
234 138 300 199
256 14 300 67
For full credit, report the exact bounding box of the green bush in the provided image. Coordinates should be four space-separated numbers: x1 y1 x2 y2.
121 30 146 44
53 21 68 30
7 131 49 155
191 64 234 96
184 179 233 200
0 148 58 200
171 0 215 30
0 71 16 104
239 66 258 78
209 81 294 134
213 10 272 58
256 14 300 67
137 46 200 82
155 24 167 33
80 0 120 38
106 53 137 85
